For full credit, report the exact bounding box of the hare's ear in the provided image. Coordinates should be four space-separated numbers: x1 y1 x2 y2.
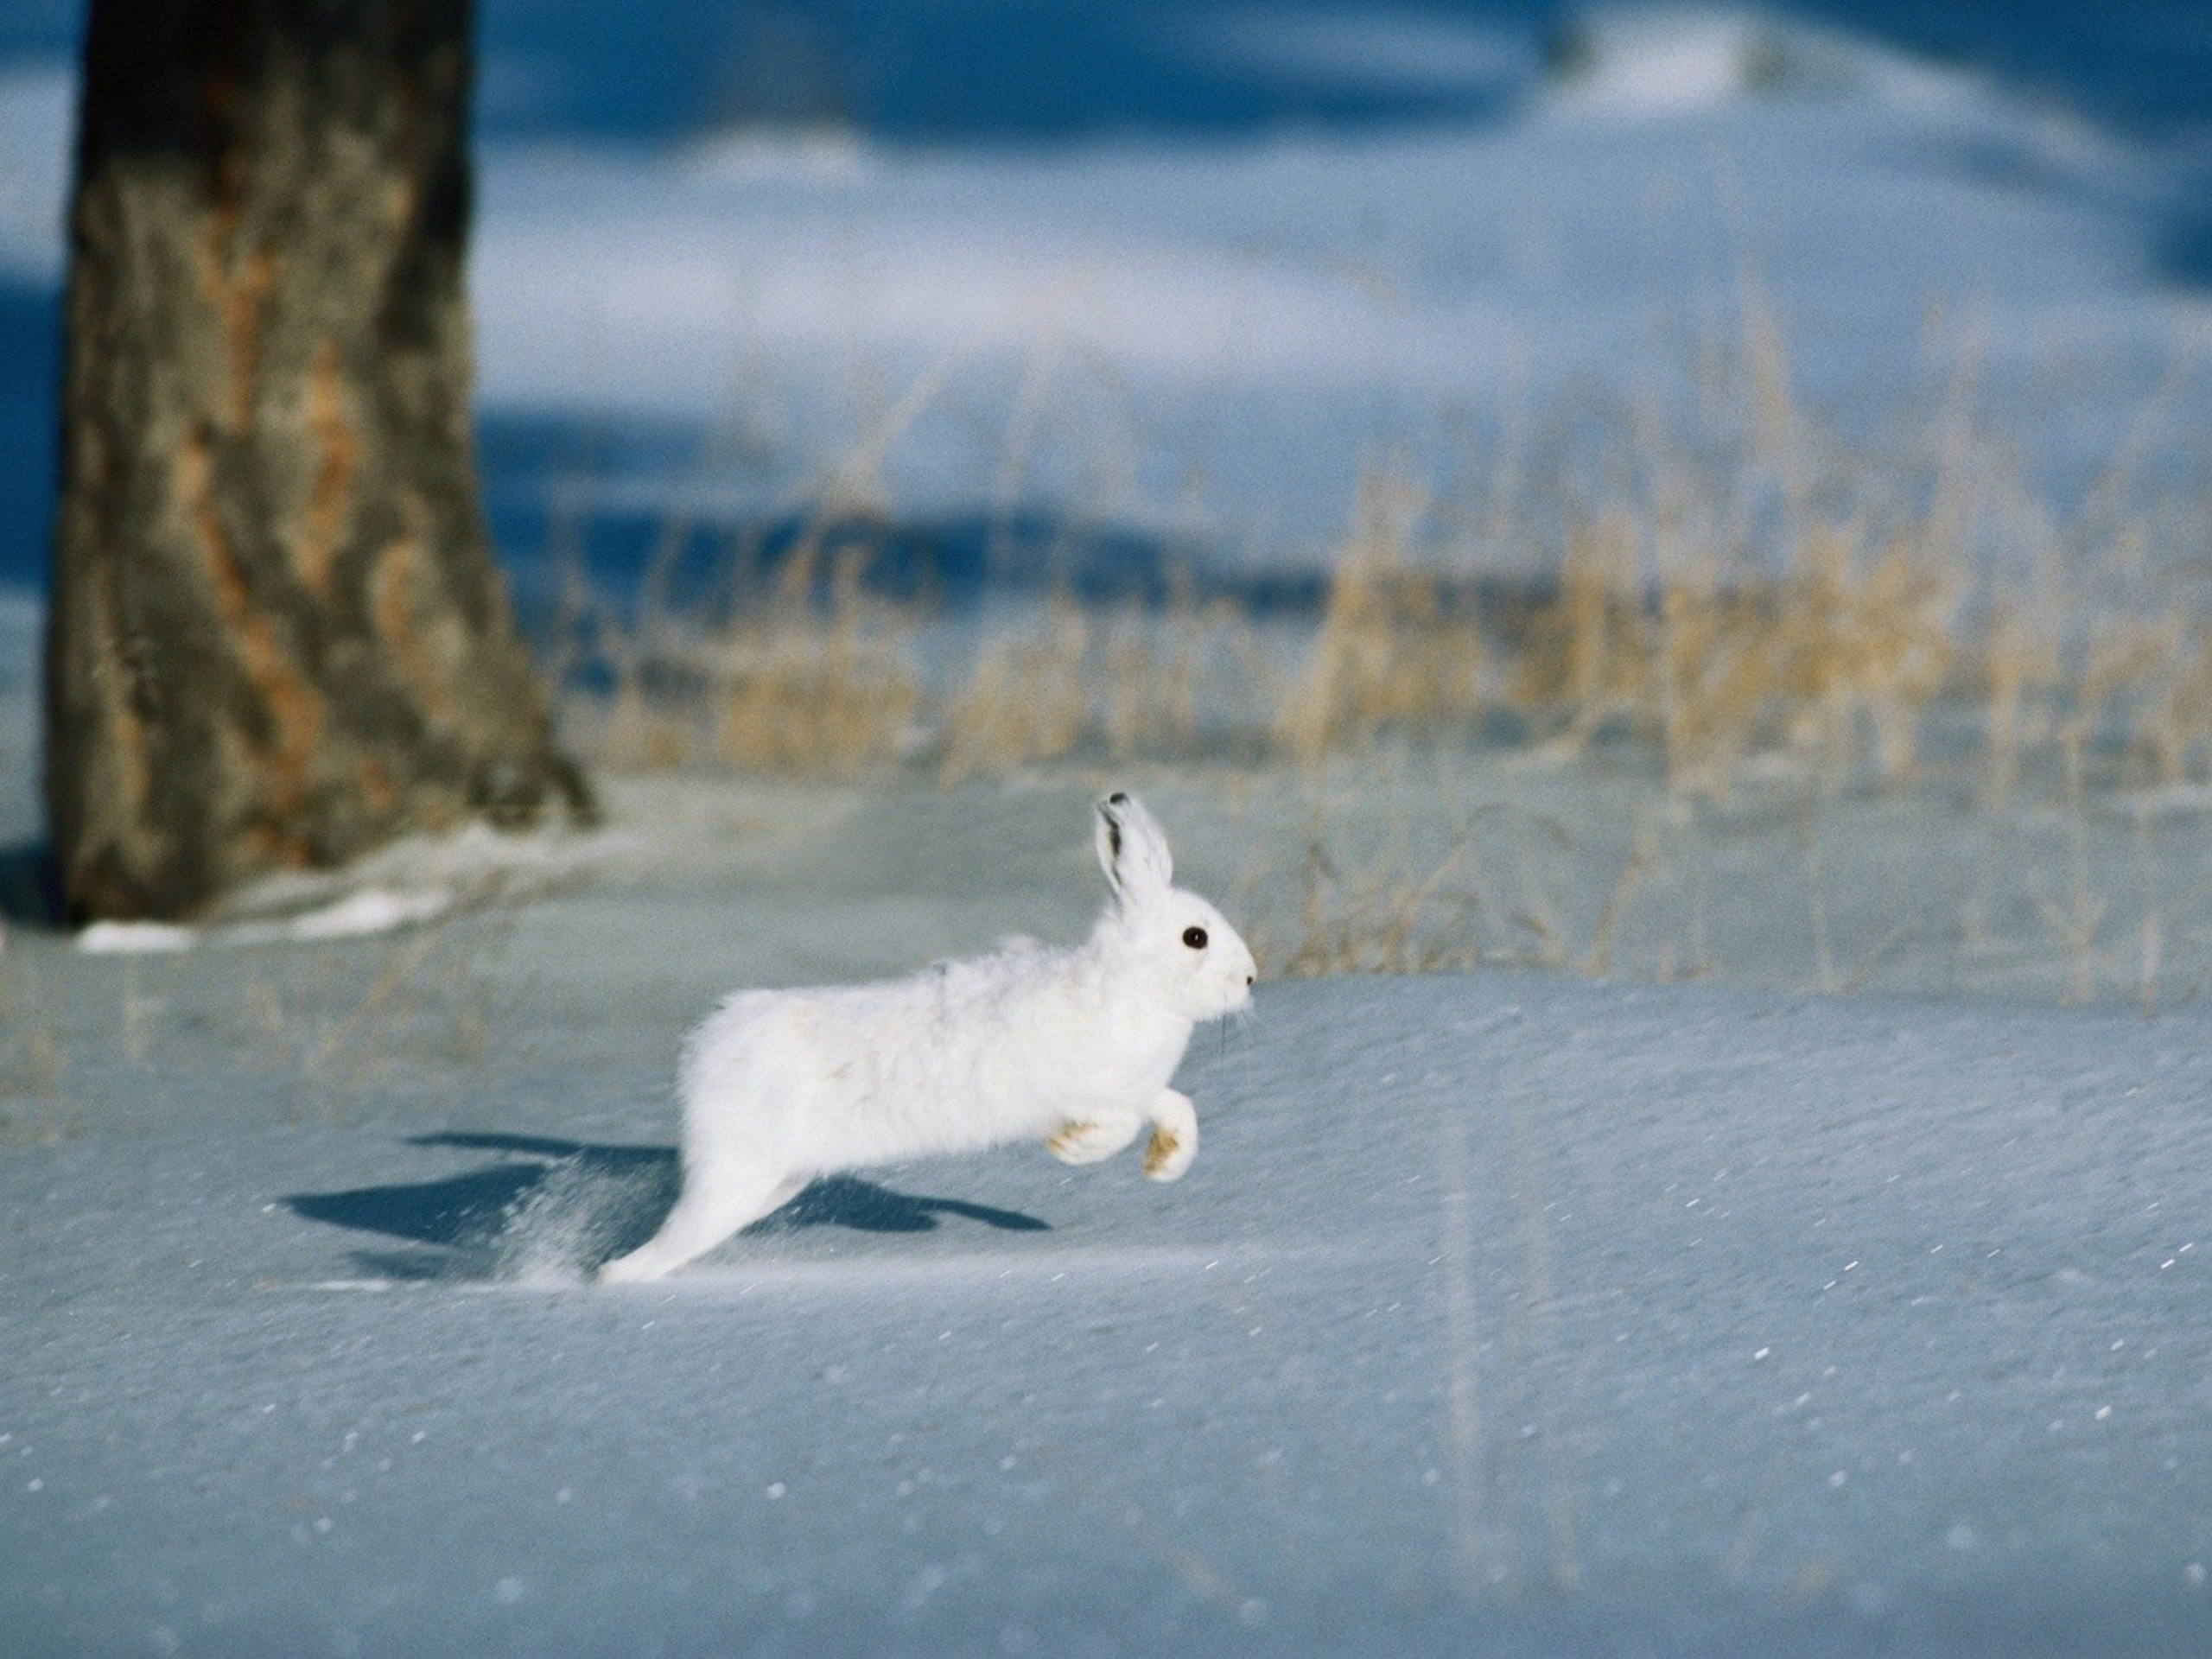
1096 791 1173 902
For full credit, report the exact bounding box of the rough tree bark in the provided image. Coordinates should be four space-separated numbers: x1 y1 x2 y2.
46 0 590 925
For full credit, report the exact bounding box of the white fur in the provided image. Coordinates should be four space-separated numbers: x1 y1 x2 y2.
599 792 1255 1282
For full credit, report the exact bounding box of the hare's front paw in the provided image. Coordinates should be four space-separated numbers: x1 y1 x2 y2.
1142 1090 1198 1182
1048 1112 1142 1165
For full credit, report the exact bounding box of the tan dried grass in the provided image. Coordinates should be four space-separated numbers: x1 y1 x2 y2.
938 595 1093 780
559 299 2212 838
1274 468 1487 765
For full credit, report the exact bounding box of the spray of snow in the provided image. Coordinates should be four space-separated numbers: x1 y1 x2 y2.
493 1155 677 1287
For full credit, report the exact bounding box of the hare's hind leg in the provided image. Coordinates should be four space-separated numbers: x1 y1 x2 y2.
598 1166 805 1283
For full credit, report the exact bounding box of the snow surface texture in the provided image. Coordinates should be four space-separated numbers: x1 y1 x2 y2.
3 639 2209 1649
4 975 2211 1654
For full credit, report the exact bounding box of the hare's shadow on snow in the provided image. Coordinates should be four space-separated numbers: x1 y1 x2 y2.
286 1131 1048 1283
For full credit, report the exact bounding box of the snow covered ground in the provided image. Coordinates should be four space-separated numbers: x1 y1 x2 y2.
8 3 2212 1651
5 690 2212 1649
6 964 2211 1654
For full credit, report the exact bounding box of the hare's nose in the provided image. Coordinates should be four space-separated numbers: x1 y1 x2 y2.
1244 975 1255 987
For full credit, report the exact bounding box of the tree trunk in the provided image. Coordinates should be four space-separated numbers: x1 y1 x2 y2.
46 0 590 925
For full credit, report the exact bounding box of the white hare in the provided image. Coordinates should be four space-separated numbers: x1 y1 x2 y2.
598 792 1255 1282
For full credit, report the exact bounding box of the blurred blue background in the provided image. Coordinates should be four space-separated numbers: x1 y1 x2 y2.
3 2 2210 607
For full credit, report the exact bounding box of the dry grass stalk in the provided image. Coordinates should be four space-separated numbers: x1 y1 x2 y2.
1650 571 1772 796
2035 740 2107 1005
938 594 1093 780
1265 792 1612 980
0 926 69 1140
1771 524 1957 779
2128 615 2212 785
708 596 922 774
1100 594 1263 761
1510 510 1649 740
1580 813 1660 978
1508 500 1962 797
939 582 1268 779
595 679 698 771
238 904 518 1116
1276 468 1485 763
1978 598 2064 805
1276 832 1489 977
578 541 924 778
2133 803 2164 1014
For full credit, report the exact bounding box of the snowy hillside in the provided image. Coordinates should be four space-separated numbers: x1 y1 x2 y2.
461 10 2212 599
2 7 2210 594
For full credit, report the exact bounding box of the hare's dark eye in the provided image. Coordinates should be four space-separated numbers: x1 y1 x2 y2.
1182 925 1208 950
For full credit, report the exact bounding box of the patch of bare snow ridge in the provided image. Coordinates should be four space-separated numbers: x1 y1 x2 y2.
73 814 621 956
1544 7 1984 118
75 888 458 956
66 771 861 956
